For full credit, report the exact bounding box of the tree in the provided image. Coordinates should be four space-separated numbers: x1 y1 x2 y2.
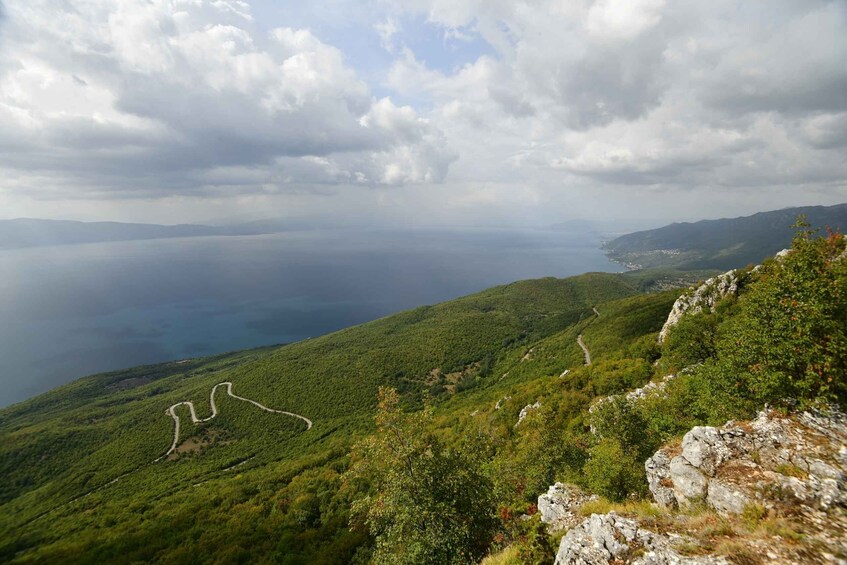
713 223 847 407
346 388 497 564
583 438 646 501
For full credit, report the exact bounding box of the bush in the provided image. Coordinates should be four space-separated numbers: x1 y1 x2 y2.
347 388 498 564
663 311 720 369
588 396 655 461
711 226 847 408
582 438 646 502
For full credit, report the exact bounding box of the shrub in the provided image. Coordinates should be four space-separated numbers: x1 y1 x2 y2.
347 388 498 564
711 225 847 408
582 438 646 502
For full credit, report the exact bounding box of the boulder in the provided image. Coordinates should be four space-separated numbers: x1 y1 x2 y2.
554 512 728 565
669 456 708 502
537 483 597 532
647 407 847 515
680 426 740 477
645 451 677 508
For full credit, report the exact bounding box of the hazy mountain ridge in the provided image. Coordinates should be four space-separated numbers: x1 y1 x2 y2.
604 203 847 270
0 218 321 249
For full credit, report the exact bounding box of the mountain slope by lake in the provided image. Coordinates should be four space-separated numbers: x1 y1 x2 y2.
0 272 647 562
604 203 847 270
1 218 844 564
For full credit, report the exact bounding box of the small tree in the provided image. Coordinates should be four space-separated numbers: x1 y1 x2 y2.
346 388 497 564
582 438 646 501
714 223 847 407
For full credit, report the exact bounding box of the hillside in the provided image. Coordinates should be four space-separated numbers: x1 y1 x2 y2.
604 203 847 270
0 218 319 249
0 218 232 249
1 227 844 564
0 272 647 562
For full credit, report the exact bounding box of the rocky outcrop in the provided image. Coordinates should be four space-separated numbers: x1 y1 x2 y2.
589 374 678 434
537 483 597 532
592 374 677 410
515 401 541 427
658 270 740 342
554 512 727 565
646 407 847 515
494 396 511 410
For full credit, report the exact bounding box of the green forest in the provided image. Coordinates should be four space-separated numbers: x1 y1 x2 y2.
1 225 845 564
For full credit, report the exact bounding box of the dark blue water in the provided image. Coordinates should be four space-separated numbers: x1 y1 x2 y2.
0 228 621 406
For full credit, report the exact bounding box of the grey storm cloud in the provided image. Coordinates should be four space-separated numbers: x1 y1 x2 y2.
0 0 846 219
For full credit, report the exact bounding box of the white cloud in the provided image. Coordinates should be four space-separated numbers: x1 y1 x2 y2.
585 0 666 41
0 0 455 200
377 0 847 201
1 0 846 224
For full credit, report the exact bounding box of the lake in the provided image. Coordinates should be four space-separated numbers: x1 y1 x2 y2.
0 227 622 406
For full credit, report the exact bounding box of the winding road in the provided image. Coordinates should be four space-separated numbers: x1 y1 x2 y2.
576 306 599 366
155 381 312 462
577 334 592 366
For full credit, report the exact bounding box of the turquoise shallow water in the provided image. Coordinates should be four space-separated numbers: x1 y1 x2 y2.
0 227 622 407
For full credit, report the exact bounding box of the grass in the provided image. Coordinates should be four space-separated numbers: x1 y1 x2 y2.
480 545 522 565
774 464 809 480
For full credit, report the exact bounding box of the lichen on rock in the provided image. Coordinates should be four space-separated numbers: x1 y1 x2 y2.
646 406 847 515
537 482 598 532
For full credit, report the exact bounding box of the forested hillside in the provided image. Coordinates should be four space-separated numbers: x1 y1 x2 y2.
604 203 847 270
1 226 844 564
0 273 645 562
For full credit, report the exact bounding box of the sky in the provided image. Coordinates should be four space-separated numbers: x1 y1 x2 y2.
0 0 846 228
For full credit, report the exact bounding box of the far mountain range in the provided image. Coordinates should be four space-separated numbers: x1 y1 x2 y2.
604 203 847 271
0 217 322 250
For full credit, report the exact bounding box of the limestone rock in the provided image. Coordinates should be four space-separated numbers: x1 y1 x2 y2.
647 406 847 515
515 401 541 427
659 270 741 343
706 480 750 515
494 395 511 410
669 456 707 502
537 483 597 532
554 512 727 565
645 450 677 508
680 426 741 477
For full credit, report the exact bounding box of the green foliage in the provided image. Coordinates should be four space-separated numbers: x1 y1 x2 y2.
347 388 497 564
588 396 655 461
514 519 555 565
585 359 653 397
713 226 847 406
15 229 841 565
657 224 847 427
663 311 720 369
582 438 646 502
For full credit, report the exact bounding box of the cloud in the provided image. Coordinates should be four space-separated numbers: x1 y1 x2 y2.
377 0 847 199
1 0 846 224
374 17 400 53
0 0 454 198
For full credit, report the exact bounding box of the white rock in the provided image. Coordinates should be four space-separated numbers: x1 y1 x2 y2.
515 401 541 427
537 483 597 532
554 512 728 565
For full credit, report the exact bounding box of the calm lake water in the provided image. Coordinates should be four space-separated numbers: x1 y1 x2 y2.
0 228 622 407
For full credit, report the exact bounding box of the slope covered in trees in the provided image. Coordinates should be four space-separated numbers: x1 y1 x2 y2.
604 203 847 270
1 225 844 564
